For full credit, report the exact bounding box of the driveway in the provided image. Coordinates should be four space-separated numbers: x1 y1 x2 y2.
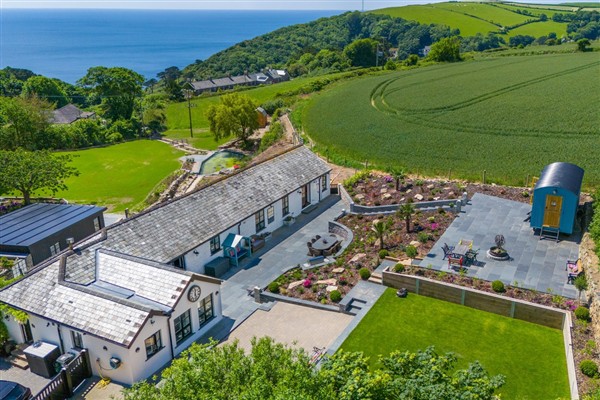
220 302 353 353
424 193 580 298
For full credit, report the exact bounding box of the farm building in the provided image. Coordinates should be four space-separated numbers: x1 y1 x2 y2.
530 162 584 237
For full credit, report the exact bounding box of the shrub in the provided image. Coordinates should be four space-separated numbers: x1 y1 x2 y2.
0 320 9 344
339 275 348 285
492 280 505 293
575 306 590 321
330 290 342 302
267 282 280 294
394 263 405 273
359 268 371 280
580 359 598 378
303 279 312 288
417 232 430 243
405 245 418 259
378 249 389 259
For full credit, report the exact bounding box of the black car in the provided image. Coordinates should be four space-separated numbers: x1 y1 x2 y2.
0 381 32 400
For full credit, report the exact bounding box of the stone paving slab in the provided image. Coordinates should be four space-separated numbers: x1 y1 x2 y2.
424 193 580 298
0 358 50 396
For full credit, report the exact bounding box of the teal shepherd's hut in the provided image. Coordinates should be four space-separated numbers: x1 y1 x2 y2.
530 162 584 237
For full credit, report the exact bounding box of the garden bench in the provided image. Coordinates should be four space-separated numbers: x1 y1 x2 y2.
448 256 464 270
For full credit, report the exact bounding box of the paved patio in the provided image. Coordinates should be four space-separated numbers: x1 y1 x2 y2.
200 195 348 342
423 193 580 298
220 302 353 353
0 358 50 395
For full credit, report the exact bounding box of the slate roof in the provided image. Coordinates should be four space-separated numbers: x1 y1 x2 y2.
0 203 106 247
0 247 218 347
98 146 330 263
535 162 584 196
51 104 95 124
0 146 327 346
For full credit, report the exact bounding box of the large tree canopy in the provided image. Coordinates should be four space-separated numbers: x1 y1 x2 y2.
78 66 144 121
122 338 504 400
0 96 52 150
21 76 70 108
343 38 379 67
427 36 462 62
0 148 78 204
206 93 259 146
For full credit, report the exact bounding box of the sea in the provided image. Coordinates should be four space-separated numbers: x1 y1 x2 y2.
0 9 342 83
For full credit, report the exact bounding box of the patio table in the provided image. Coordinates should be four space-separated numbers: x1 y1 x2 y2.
454 243 470 257
311 234 339 253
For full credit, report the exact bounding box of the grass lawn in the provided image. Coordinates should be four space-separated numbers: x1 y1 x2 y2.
340 289 569 399
53 140 184 212
164 73 347 149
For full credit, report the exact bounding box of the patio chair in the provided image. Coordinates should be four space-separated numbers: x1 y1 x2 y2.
464 249 479 266
442 243 454 260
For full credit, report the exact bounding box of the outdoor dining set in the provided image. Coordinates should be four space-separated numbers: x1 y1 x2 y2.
307 234 341 257
442 239 480 270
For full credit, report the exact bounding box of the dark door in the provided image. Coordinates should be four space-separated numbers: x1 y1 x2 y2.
302 184 310 208
21 320 33 343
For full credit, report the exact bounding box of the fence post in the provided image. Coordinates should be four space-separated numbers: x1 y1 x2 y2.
82 349 93 378
483 170 486 185
61 368 72 397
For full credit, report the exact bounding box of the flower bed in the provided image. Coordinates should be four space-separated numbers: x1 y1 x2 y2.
344 171 532 207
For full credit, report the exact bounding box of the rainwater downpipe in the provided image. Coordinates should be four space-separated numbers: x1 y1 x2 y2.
56 323 65 353
166 314 175 360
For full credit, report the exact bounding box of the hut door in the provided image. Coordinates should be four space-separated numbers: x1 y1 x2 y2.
543 195 562 228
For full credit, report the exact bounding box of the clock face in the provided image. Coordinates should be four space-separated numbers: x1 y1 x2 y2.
188 285 201 302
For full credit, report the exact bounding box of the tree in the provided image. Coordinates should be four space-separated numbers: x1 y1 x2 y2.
78 66 144 120
397 202 416 232
143 78 158 93
428 36 461 62
372 218 393 251
141 94 167 133
21 76 70 108
123 340 503 400
0 96 53 150
0 149 78 204
577 38 591 52
343 38 379 67
206 93 259 146
387 166 406 191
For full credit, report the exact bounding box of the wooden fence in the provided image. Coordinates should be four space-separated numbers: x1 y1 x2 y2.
33 349 92 400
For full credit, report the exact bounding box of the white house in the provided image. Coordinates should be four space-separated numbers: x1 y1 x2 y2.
0 145 331 385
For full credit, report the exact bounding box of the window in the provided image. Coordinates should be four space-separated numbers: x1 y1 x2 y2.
282 195 289 216
267 205 275 224
322 174 328 192
209 235 221 255
172 256 186 270
71 330 83 349
49 242 60 256
174 309 192 345
145 330 162 359
255 210 265 232
198 294 214 328
93 217 101 231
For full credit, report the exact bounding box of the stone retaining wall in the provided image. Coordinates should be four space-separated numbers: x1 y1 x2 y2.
337 184 465 215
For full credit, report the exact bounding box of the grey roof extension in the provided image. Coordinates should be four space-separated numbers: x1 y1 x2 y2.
51 104 95 124
535 162 584 196
0 203 106 247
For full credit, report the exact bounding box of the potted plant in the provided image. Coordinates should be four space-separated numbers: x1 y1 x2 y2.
487 234 509 260
283 214 295 226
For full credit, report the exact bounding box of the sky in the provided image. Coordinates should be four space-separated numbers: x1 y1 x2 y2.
0 0 584 10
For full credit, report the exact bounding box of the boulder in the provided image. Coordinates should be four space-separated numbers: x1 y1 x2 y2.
415 194 424 201
326 285 338 292
332 267 345 274
317 278 337 286
288 280 304 290
350 253 366 264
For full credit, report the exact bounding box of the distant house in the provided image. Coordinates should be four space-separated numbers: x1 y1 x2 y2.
0 203 106 267
51 104 96 124
191 69 290 95
420 46 432 57
388 48 399 59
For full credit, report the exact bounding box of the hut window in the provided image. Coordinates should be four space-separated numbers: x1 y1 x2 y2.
282 196 289 216
255 210 265 232
267 205 275 224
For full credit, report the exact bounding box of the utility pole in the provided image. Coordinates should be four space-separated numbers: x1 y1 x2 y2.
184 86 195 138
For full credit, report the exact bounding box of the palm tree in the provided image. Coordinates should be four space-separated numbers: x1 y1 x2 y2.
372 220 391 250
387 166 406 191
397 203 415 232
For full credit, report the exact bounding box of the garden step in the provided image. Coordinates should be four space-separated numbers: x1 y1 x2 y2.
368 276 383 284
10 348 27 361
7 355 29 370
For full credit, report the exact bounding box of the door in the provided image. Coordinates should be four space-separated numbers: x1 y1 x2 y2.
543 194 562 228
302 184 310 208
21 320 33 344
